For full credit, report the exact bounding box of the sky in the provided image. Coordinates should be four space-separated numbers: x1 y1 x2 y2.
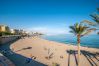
0 0 99 35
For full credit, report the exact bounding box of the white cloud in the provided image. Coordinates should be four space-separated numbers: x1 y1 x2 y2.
26 27 69 35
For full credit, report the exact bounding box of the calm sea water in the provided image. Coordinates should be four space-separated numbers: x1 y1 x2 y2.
42 34 99 48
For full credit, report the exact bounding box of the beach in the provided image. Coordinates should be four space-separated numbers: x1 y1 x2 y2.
0 0 99 66
5 36 98 66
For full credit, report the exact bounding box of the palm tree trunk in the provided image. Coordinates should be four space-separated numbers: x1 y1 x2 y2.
77 34 80 66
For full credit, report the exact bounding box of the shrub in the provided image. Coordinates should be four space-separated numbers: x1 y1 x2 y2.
0 32 13 36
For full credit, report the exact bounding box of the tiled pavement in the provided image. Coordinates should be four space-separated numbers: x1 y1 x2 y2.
0 53 15 66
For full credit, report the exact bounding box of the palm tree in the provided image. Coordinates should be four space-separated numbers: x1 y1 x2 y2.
69 23 96 66
81 8 99 33
82 13 99 26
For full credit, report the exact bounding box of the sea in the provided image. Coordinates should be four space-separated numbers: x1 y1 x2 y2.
42 34 99 48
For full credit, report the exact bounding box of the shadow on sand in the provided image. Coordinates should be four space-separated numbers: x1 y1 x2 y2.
67 50 78 66
81 50 99 66
66 50 99 66
0 38 47 66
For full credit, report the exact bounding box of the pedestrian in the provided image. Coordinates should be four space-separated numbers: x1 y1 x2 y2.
25 57 32 64
25 54 34 64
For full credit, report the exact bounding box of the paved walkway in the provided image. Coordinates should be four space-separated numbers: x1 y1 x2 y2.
0 53 15 66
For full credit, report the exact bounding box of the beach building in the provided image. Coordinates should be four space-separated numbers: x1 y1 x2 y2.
13 29 20 35
0 25 10 32
10 29 15 34
10 29 22 35
19 29 25 34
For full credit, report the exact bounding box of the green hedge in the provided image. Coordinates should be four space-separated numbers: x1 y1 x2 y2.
0 32 13 36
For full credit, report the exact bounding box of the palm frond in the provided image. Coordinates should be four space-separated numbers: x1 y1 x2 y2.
69 31 76 35
69 26 77 34
75 23 80 33
90 14 99 24
69 23 89 36
81 28 97 37
81 20 97 26
79 26 89 35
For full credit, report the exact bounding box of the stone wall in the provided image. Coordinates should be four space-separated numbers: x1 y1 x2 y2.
0 35 21 44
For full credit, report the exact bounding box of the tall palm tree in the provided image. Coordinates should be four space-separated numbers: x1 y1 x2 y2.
69 23 96 66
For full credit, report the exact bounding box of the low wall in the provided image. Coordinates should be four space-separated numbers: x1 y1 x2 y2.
0 35 21 44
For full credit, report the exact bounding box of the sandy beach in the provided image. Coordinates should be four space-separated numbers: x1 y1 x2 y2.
8 37 99 66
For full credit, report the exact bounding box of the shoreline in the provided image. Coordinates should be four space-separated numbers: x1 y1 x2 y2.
42 37 99 49
41 37 99 51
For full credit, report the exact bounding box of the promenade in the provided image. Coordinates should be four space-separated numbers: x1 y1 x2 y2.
0 53 15 66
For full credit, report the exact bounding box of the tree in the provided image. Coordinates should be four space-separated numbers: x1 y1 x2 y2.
69 23 96 66
82 14 99 26
81 8 99 34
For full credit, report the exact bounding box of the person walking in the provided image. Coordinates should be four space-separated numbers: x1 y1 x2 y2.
25 54 36 64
